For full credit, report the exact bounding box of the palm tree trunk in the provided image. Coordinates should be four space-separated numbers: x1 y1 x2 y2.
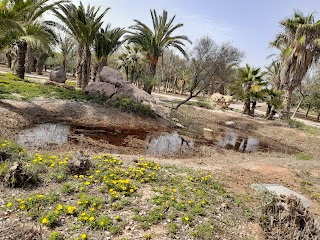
93 58 107 82
317 112 320 122
5 51 12 68
144 56 158 94
76 45 84 88
36 55 46 75
25 45 33 73
250 100 257 116
266 104 272 117
15 40 27 79
81 46 91 90
243 82 252 115
281 86 293 119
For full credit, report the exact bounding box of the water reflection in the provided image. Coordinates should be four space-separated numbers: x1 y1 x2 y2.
218 131 259 153
147 132 194 157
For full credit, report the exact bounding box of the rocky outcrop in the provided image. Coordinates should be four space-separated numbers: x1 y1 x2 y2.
208 93 233 109
85 66 157 104
49 67 67 83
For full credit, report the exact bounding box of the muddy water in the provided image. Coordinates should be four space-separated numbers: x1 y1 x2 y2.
17 124 295 155
216 129 296 154
16 124 194 157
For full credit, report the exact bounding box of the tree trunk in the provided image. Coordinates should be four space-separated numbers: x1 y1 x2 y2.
6 51 12 68
250 100 257 116
63 57 67 72
25 45 33 73
81 46 91 90
36 55 46 75
180 79 186 95
243 100 251 115
15 40 27 79
76 45 84 88
125 66 129 82
144 56 158 94
143 84 153 94
317 112 320 122
306 104 311 118
266 104 272 118
281 86 293 119
32 58 37 72
267 106 276 120
291 98 303 118
173 76 177 94
93 58 107 82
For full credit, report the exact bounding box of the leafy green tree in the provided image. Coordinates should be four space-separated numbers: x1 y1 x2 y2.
93 24 125 81
53 2 109 89
126 9 191 93
271 11 320 118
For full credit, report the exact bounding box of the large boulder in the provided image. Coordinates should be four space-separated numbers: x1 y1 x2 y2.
85 82 117 99
117 84 156 104
208 93 233 109
99 66 126 86
50 67 67 83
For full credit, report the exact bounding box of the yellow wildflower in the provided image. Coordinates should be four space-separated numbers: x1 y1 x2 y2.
6 202 12 207
41 217 49 224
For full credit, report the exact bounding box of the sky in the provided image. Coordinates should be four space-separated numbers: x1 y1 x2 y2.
71 0 320 67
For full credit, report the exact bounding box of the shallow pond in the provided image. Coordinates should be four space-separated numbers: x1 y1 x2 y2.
16 124 194 157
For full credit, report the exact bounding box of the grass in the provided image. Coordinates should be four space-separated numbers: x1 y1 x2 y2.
0 73 155 117
0 139 254 239
295 152 312 161
284 118 320 136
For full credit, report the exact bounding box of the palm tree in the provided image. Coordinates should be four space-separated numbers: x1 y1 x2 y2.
0 0 62 79
238 64 267 115
271 11 320 118
126 9 191 93
93 24 125 81
57 35 76 72
53 2 109 89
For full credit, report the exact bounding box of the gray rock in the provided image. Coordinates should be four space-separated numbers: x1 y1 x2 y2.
225 121 235 126
49 67 67 83
99 66 125 86
251 183 312 208
176 123 185 128
203 128 214 140
117 84 156 104
85 82 117 99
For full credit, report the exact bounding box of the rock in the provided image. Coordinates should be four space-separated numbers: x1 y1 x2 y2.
176 123 185 128
67 151 92 175
4 162 30 188
172 118 179 122
99 66 125 86
117 84 156 104
85 82 117 99
225 121 235 126
208 93 233 109
49 67 67 83
203 128 214 140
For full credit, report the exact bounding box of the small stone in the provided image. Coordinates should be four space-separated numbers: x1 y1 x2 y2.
176 123 184 128
225 121 235 126
172 118 179 122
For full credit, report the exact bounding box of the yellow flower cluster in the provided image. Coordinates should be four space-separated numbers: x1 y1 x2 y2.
31 154 69 167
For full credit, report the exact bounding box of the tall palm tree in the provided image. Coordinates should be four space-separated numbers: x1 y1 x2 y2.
126 9 191 93
53 2 109 89
93 24 125 81
0 0 63 79
271 11 320 118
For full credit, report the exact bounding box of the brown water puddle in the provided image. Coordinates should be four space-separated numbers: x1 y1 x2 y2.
16 124 296 155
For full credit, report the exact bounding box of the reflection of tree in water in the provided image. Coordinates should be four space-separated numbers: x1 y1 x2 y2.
231 136 249 153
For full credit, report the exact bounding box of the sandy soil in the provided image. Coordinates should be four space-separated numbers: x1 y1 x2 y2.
1 98 320 238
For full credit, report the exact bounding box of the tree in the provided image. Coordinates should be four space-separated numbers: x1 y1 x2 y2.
271 11 320 118
0 0 63 79
175 36 243 109
126 9 191 94
232 64 267 115
53 2 109 89
93 24 125 81
56 35 75 72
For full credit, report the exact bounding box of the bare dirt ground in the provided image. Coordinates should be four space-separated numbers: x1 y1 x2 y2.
1 99 320 239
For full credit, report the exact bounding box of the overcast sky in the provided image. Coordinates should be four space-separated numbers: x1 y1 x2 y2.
71 0 320 67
